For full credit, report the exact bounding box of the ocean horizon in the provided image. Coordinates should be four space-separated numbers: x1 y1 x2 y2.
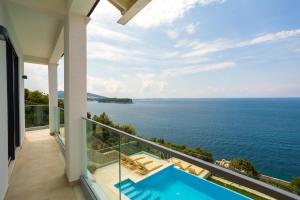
87 98 300 181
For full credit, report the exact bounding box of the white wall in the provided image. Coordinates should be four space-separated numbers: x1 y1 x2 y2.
0 40 8 200
0 3 9 199
0 1 24 199
0 1 25 143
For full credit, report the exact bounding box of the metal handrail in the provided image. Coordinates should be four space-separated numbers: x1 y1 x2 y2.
82 117 300 200
25 104 49 107
58 107 64 111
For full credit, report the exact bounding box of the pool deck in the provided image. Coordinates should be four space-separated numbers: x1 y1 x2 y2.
91 152 213 200
92 153 171 200
211 176 276 200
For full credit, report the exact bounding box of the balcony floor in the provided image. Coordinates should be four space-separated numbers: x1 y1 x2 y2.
5 129 80 200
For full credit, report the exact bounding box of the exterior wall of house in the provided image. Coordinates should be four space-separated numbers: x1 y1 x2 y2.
0 3 9 198
0 38 9 200
0 1 25 199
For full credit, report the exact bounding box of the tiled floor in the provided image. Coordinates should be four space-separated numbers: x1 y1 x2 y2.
5 129 79 200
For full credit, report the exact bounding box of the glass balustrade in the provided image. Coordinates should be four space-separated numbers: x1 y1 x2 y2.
83 118 121 200
25 105 49 128
81 118 299 200
55 107 65 144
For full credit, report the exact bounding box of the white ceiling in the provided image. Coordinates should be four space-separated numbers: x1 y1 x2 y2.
5 0 96 64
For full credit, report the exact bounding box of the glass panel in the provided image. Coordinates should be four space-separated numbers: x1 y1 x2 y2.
83 119 121 200
81 119 299 200
116 133 284 200
118 135 171 200
25 105 49 128
117 135 268 200
56 107 65 144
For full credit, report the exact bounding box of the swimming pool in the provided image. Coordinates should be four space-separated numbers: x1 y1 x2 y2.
115 166 251 200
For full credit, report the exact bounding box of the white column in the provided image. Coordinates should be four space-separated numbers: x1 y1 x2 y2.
18 60 25 145
48 63 58 134
64 13 88 182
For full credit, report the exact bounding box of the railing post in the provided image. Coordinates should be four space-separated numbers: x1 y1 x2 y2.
48 63 58 135
53 107 59 133
82 118 87 177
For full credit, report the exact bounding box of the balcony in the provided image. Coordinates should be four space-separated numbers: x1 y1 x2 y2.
4 104 299 200
80 117 300 200
4 128 82 200
1 0 299 199
4 105 84 200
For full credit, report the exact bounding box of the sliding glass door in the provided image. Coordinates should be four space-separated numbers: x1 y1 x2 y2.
6 38 20 163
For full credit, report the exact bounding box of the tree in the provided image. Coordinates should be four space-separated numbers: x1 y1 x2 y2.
91 112 137 135
90 112 137 145
58 99 64 108
93 112 113 126
87 112 91 119
229 159 259 178
24 88 29 101
25 89 48 105
25 89 50 127
291 177 300 194
115 124 136 135
150 137 213 162
25 88 64 108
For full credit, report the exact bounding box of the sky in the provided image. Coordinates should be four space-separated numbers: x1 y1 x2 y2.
25 0 300 98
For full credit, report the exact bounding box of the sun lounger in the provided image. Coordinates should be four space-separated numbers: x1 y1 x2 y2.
177 161 191 170
126 158 153 169
188 166 204 175
136 162 163 175
123 157 153 169
170 158 181 165
171 158 192 170
171 158 191 170
136 158 153 165
121 154 145 165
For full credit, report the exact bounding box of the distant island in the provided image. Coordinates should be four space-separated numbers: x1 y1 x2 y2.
58 91 133 104
97 98 133 104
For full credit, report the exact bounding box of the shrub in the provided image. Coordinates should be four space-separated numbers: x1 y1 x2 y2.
229 159 259 178
291 177 300 194
87 164 97 174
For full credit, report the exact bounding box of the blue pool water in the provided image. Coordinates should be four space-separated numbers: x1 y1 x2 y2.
115 166 250 200
88 98 300 181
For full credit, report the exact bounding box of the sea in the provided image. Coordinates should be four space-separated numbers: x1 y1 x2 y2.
87 98 300 181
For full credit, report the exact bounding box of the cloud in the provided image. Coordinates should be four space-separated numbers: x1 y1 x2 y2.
87 75 129 96
185 23 197 34
165 29 179 39
237 29 300 47
174 39 199 48
90 0 121 25
24 63 48 93
87 41 143 62
181 39 231 57
163 61 235 76
179 28 300 58
132 61 235 96
294 48 300 52
131 0 226 28
160 51 180 58
88 23 139 42
137 73 168 92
